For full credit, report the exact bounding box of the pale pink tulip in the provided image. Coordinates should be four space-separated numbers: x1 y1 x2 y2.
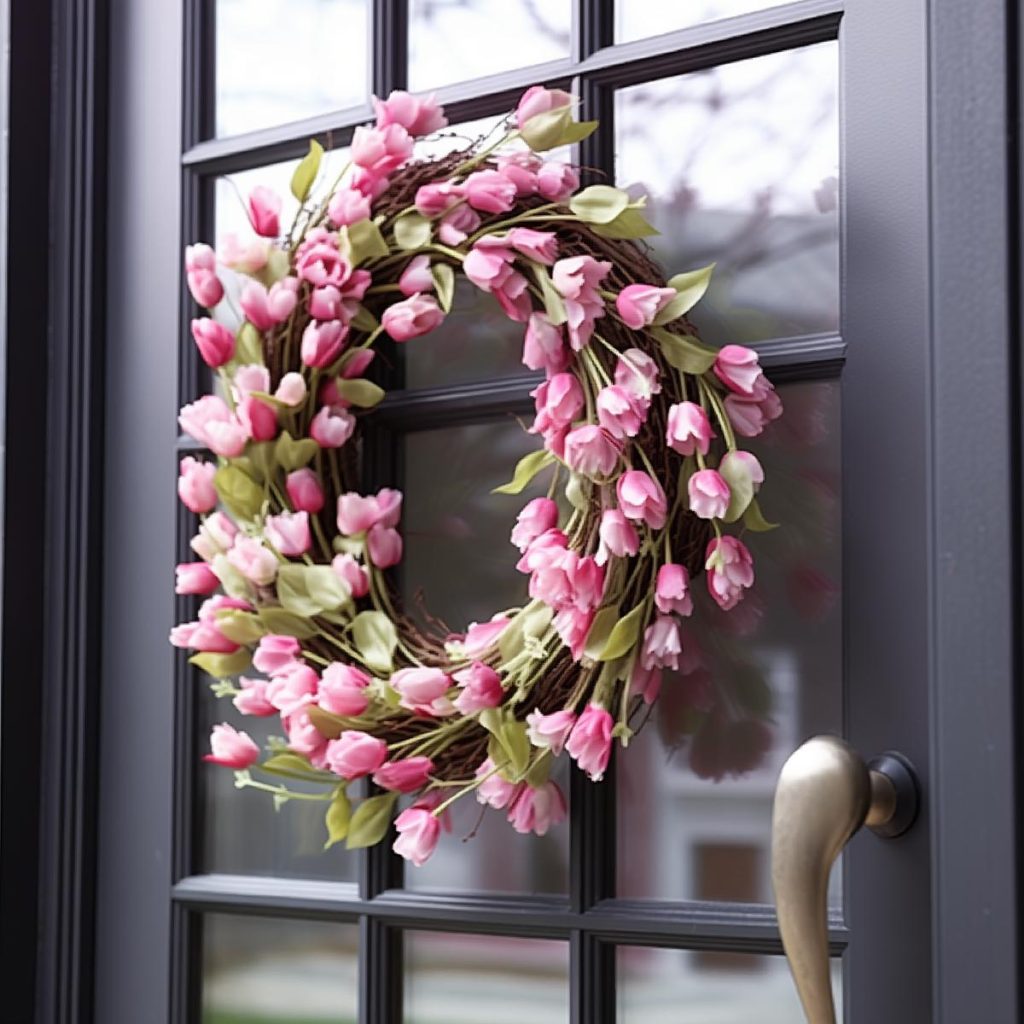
666 402 713 456
310 405 356 448
373 756 434 793
327 187 372 227
597 509 640 563
552 605 594 661
596 385 645 439
266 662 319 716
536 161 579 201
461 615 511 657
655 563 693 617
522 313 569 374
332 553 369 598
275 372 307 406
515 85 573 129
318 663 371 716
367 524 402 568
463 169 516 213
504 228 558 264
452 662 503 714
525 709 576 756
185 243 224 307
688 469 730 520
373 89 447 136
177 456 217 514
301 319 348 368
324 730 388 780
351 123 413 176
227 537 279 586
337 493 379 535
615 283 676 329
531 373 583 433
398 254 434 296
204 723 259 768
614 348 662 404
475 757 522 809
233 676 276 716
218 232 269 274
507 781 567 836
415 181 464 218
437 204 481 245
510 497 559 552
252 634 301 676
240 277 299 330
391 667 452 717
724 388 783 437
566 704 613 781
616 471 668 530
706 535 755 611
393 805 440 866
714 345 768 398
565 424 620 477
381 294 444 341
264 511 311 556
641 615 683 671
232 364 271 399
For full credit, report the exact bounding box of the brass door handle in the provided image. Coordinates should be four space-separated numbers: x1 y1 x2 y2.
770 736 919 1024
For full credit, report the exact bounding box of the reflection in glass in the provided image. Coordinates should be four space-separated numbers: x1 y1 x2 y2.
405 931 569 1023
617 946 843 1023
408 0 571 90
199 684 358 881
617 382 842 905
202 914 358 1023
615 44 839 346
616 1 782 42
215 0 368 137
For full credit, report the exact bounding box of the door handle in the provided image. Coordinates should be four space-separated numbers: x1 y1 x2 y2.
770 736 920 1024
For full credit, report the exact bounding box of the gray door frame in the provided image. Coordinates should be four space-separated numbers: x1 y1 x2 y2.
77 0 1022 1022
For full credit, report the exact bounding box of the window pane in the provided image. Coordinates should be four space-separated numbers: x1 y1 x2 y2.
617 946 843 1023
405 931 569 1023
202 913 359 1023
400 420 571 893
616 1 784 42
617 381 842 905
408 0 571 90
215 0 369 138
615 44 839 346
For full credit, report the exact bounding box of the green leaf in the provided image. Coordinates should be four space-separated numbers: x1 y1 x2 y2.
325 788 352 848
346 792 398 849
276 564 350 618
592 207 659 240
341 218 389 266
565 471 590 511
257 606 319 639
350 305 379 332
742 498 779 533
525 755 552 788
235 322 264 365
530 263 568 325
275 430 319 472
654 264 715 325
211 554 253 601
190 648 252 678
584 604 622 661
651 327 718 375
214 465 264 521
492 449 555 495
290 139 323 202
214 609 267 646
498 602 554 663
520 106 597 152
333 378 385 408
559 119 599 145
718 452 756 523
393 211 432 250
260 752 334 783
569 185 630 225
500 720 531 778
351 610 398 674
246 441 277 482
597 603 647 662
306 704 346 740
432 262 455 312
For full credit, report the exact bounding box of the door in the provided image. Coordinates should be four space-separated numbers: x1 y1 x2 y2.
94 1 1019 1022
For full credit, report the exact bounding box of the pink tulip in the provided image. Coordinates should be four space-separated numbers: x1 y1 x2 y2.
185 243 224 308
553 254 611 300
253 634 301 676
616 470 668 530
204 723 260 768
373 755 434 793
284 709 328 764
391 667 453 717
309 285 342 322
567 555 605 611
525 709 576 756
597 509 640 563
565 425 620 477
310 405 356 448
240 277 299 330
301 319 348 368
629 662 662 705
596 385 645 439
713 345 768 398
461 615 511 657
398 254 434 297
393 805 441 866
327 187 372 227
367 524 402 568
295 229 351 289
318 662 371 716
507 781 567 836
496 151 541 195
615 283 676 329
175 561 220 595
178 395 246 456
641 615 683 671
666 402 713 456
415 181 464 218
351 123 413 177
530 551 575 610
227 537 279 586
264 510 311 556
463 169 517 213
452 662 503 714
705 535 755 610
531 373 583 433
614 348 662 404
374 89 447 136
325 730 388 780
275 372 307 406
536 161 579 201
266 662 319 716
177 456 218 514
381 293 444 341
566 704 614 781
337 493 379 535
464 245 514 291
552 605 594 660
190 511 237 561
515 85 573 129
191 318 235 368
199 593 252 620
656 563 693 617
218 232 269 274
516 527 569 574
719 450 764 492
232 363 271 399
237 395 277 441
437 204 480 245
332 553 369 598
233 676 276 716
475 757 522 809
688 469 730 520
341 349 375 379
169 619 237 653
376 487 403 528
504 228 558 264
510 497 559 552
724 388 783 438
248 186 282 237
286 468 325 513
522 313 569 374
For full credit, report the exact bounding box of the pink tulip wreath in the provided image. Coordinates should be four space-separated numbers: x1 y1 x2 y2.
172 86 783 866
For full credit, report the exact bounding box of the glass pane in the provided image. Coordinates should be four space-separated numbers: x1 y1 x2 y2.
616 1 783 42
215 0 369 138
617 381 842 905
617 946 843 1023
405 931 569 1023
409 0 572 90
615 43 839 346
199 684 359 881
202 913 359 1023
400 419 571 893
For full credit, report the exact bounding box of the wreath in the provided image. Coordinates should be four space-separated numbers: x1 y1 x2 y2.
172 86 783 866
